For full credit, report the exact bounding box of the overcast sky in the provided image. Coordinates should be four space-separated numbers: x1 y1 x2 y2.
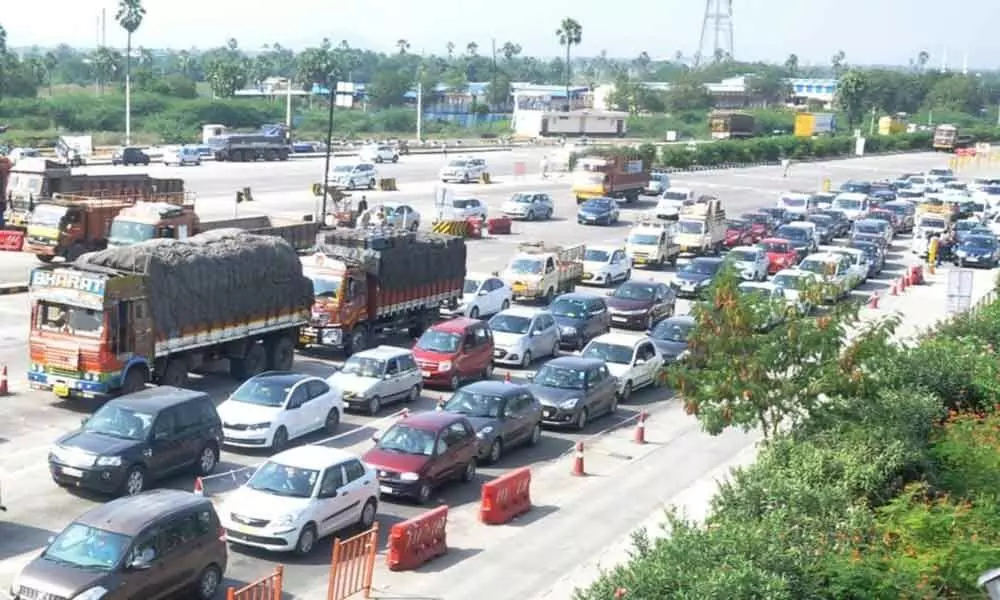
3 0 998 68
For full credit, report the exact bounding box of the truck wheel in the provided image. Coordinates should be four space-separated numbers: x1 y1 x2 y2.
345 327 368 356
36 255 54 264
159 359 189 388
543 288 554 305
267 336 295 371
121 367 147 395
231 343 267 380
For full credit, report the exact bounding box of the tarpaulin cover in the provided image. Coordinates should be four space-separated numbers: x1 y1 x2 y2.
77 229 313 336
319 229 466 291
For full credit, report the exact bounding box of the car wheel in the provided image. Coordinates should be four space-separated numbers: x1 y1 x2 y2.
501 299 511 310
368 179 376 190
122 466 145 496
609 393 619 414
520 351 532 369
488 439 503 463
449 374 461 390
482 362 494 380
392 155 399 163
359 498 378 528
416 483 433 504
194 565 222 600
625 269 632 281
367 396 382 415
271 426 289 451
294 524 318 555
196 445 218 476
619 381 633 403
325 407 341 433
529 423 542 445
574 408 589 431
526 210 535 221
469 306 480 319
461 459 477 482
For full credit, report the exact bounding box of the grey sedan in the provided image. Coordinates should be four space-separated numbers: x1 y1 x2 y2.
440 381 544 463
527 356 618 430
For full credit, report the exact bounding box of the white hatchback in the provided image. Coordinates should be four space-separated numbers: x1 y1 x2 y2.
450 272 512 319
581 333 663 402
581 245 631 286
163 145 202 166
327 346 423 415
359 144 399 163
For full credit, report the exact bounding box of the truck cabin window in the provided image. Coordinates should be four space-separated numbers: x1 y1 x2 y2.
29 204 67 228
37 302 103 337
108 220 156 244
627 233 659 245
509 258 543 275
678 220 705 235
309 276 341 299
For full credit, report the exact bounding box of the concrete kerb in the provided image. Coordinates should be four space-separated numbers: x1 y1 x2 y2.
0 283 28 296
658 148 929 175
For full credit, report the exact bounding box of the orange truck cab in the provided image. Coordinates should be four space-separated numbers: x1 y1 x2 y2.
25 197 148 262
412 317 495 390
107 202 199 246
571 153 648 205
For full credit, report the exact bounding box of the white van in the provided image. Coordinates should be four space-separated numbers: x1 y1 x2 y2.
655 187 695 219
328 162 379 190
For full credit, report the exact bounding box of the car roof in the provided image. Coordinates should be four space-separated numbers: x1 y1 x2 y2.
395 410 467 431
855 218 886 225
268 445 359 470
555 292 602 302
354 345 413 359
692 257 725 265
820 245 862 256
467 271 500 280
728 245 759 253
111 386 209 412
760 237 790 245
456 380 525 396
246 371 313 387
659 315 696 326
76 489 211 535
739 281 777 291
495 306 545 319
586 244 621 253
432 317 479 333
544 355 605 369
774 268 812 278
802 252 843 262
836 192 868 200
590 332 649 347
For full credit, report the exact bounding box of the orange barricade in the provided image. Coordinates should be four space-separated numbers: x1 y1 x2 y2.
480 466 532 525
327 524 379 600
486 216 512 235
226 565 283 600
386 505 448 571
466 217 484 239
0 230 24 252
513 161 526 177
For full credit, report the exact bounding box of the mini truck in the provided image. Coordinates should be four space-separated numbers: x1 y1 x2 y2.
502 242 585 304
676 197 727 256
626 218 680 268
300 230 467 355
27 231 313 399
571 151 648 204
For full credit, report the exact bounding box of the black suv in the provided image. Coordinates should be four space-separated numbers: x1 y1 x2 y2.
49 387 223 496
112 146 151 166
12 490 228 600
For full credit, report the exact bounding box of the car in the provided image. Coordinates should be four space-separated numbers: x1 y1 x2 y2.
647 315 695 363
758 206 791 227
670 256 725 298
549 292 612 351
644 172 671 195
742 212 774 241
502 192 554 220
954 234 1000 268
328 346 423 414
816 209 851 238
724 219 754 248
440 156 489 183
528 356 619 430
848 240 885 277
488 307 560 368
955 218 983 244
759 237 799 275
897 188 926 201
770 268 820 315
412 319 494 390
328 162 378 190
363 411 479 504
805 214 836 244
818 245 870 286
162 145 202 166
12 490 227 600
446 197 488 220
881 200 916 233
440 381 544 463
654 187 696 219
867 208 900 234
605 280 676 330
447 273 512 319
221 446 378 555
840 180 872 195
797 252 854 302
378 201 421 231
725 245 770 281
217 372 343 451
851 218 893 246
48 387 222 497
831 192 870 222
927 168 954 179
855 232 890 257
776 192 815 220
581 244 632 287
812 192 837 210
737 282 790 330
577 198 620 225
775 223 818 259
870 189 896 207
581 333 663 402
359 144 399 163
112 146 151 166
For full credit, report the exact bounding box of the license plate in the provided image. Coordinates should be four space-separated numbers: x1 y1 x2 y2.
612 316 627 322
298 335 311 345
235 523 255 534
512 285 526 293
379 485 393 494
493 350 503 357
420 370 431 378
53 383 70 398
61 467 83 477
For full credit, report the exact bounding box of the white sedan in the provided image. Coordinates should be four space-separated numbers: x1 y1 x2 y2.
581 245 632 286
449 273 512 318
581 333 663 402
217 372 343 450
770 269 820 315
220 446 379 555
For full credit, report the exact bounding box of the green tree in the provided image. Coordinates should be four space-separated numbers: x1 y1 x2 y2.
663 73 712 111
835 69 871 129
784 53 799 76
556 17 583 110
925 74 984 114
486 70 512 107
366 59 412 109
295 38 337 91
500 41 522 62
445 41 455 59
42 51 58 95
831 49 846 77
115 0 146 143
396 39 409 55
748 66 792 107
203 39 248 98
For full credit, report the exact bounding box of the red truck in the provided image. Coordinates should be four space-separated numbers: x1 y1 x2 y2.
298 230 467 355
571 151 648 204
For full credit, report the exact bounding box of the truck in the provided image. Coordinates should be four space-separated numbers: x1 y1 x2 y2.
571 152 648 204
55 135 93 167
206 125 290 162
298 230 467 355
502 241 585 303
106 202 321 252
932 124 974 151
26 231 314 399
625 219 680 268
793 112 836 137
877 116 906 136
708 111 755 140
676 197 727 255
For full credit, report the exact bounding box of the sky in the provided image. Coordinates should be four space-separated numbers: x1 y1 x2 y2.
3 0 999 69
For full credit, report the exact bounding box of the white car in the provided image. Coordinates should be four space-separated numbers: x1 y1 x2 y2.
162 145 202 166
218 372 343 450
327 346 423 415
770 268 820 315
221 446 379 555
831 193 870 222
818 245 869 286
328 162 378 190
737 282 790 329
359 144 399 163
488 307 560 367
449 273 512 318
581 333 663 402
446 197 488 220
440 156 489 183
581 245 631 286
726 245 769 281
644 172 671 195
655 187 695 219
377 201 421 231
797 252 853 302
776 192 813 220
501 192 554 220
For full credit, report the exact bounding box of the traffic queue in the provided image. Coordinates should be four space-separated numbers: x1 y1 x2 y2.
8 161 1000 600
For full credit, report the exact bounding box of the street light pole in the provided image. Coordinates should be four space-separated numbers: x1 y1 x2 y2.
321 80 336 226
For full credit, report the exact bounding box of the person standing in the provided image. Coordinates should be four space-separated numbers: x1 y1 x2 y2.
540 155 550 179
780 155 791 178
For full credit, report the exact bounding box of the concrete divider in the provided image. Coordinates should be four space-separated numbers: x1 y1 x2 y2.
0 231 25 252
0 283 29 296
386 505 449 571
479 466 532 525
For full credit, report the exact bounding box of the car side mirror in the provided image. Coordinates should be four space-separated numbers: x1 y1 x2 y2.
319 489 338 499
46 536 55 546
531 330 542 336
635 358 647 365
371 434 380 443
384 373 394 380
477 290 488 296
80 417 89 427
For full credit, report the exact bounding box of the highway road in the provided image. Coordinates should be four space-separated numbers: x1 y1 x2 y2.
0 150 995 599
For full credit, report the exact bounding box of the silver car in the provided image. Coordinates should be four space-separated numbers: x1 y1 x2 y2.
502 192 554 221
446 197 488 221
488 307 560 368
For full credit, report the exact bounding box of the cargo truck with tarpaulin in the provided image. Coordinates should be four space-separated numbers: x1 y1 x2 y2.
571 151 648 204
299 230 467 355
27 231 313 399
932 124 974 151
709 111 755 140
793 112 836 137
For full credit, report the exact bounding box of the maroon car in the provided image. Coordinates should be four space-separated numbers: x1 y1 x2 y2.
742 212 774 242
605 280 676 330
724 219 754 248
362 411 478 504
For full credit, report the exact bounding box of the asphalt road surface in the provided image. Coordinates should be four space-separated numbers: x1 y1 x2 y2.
0 150 996 599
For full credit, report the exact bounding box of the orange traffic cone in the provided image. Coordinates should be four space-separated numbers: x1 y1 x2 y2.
192 477 204 496
867 292 880 309
0 365 7 396
572 442 585 476
504 371 511 383
890 281 899 296
634 411 647 444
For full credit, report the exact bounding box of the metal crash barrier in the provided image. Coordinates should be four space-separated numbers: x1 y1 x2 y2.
327 524 379 600
226 564 283 600
0 230 24 252
432 220 469 236
378 178 398 191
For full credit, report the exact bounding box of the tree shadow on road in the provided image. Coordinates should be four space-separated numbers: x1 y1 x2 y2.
0 521 55 560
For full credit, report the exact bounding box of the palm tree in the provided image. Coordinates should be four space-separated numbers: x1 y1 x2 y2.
500 42 522 61
917 50 930 71
396 39 410 55
92 46 120 95
466 42 479 57
0 24 7 56
43 51 58 96
556 18 583 111
116 0 146 144
446 41 455 59
177 50 193 77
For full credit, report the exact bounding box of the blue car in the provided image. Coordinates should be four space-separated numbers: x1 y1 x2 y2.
548 292 611 350
577 198 620 226
955 235 1000 268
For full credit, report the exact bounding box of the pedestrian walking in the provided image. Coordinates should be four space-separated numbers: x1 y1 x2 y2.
781 156 791 178
540 155 550 179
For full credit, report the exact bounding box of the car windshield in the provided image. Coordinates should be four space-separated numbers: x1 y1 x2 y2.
43 523 130 571
340 356 386 377
982 186 1000 195
377 424 436 456
808 216 832 226
612 283 656 301
798 259 830 276
957 221 977 231
909 177 926 184
582 201 611 211
748 214 770 224
308 275 340 299
678 220 705 234
760 241 789 253
884 204 907 216
509 193 533 204
834 198 863 210
628 233 659 245
772 273 807 289
443 389 503 418
489 313 532 335
36 302 104 338
855 223 880 234
332 165 353 173
532 364 586 389
652 320 693 342
584 249 610 262
247 461 319 498
463 279 482 294
849 242 876 256
229 378 293 407
682 261 719 275
447 160 469 167
416 329 461 353
84 404 154 441
780 196 806 207
582 342 633 365
549 298 588 318
776 226 806 241
921 218 947 230
108 220 156 245
966 236 996 249
660 191 689 201
508 258 543 275
729 250 757 262
452 199 478 209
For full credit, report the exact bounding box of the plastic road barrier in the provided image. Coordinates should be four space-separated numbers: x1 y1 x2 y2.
432 220 469 236
386 505 448 571
486 216 512 235
465 217 484 239
225 564 283 600
909 264 924 285
480 467 532 525
0 230 25 252
378 178 398 191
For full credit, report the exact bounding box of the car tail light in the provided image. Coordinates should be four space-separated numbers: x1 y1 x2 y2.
218 525 227 542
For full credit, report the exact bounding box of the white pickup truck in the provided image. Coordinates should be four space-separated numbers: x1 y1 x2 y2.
626 220 680 268
502 242 585 303
676 198 727 255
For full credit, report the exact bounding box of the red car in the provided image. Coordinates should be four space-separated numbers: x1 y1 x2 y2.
413 317 494 389
742 212 774 242
759 237 799 274
362 411 479 504
724 219 754 248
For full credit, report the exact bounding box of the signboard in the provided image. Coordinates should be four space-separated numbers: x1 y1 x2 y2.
946 268 975 314
854 137 867 157
433 185 454 219
30 269 107 310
